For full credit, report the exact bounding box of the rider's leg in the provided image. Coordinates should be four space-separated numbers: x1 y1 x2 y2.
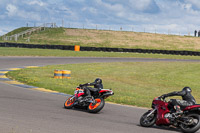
173 99 193 114
169 99 178 113
84 88 92 97
174 105 182 113
169 99 183 114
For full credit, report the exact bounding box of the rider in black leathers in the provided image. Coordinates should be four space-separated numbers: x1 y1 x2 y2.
161 87 196 113
80 78 103 99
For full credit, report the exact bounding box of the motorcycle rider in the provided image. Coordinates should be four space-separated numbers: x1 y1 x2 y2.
79 78 103 101
161 87 196 114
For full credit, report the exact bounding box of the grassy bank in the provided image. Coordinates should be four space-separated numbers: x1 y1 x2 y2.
1 47 200 60
6 62 200 107
1 27 200 51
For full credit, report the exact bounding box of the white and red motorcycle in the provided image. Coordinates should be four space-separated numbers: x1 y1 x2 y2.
64 85 114 113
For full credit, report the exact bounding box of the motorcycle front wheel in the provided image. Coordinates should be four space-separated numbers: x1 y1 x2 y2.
180 113 200 133
64 96 75 109
87 98 105 113
140 110 156 127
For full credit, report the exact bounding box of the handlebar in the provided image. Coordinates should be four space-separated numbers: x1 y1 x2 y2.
79 83 90 87
158 96 167 102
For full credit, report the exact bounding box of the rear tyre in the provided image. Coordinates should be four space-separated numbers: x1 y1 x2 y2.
64 96 75 109
88 98 105 113
180 113 200 133
140 111 156 127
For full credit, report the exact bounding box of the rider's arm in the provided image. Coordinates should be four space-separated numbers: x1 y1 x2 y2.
88 82 95 86
79 83 90 87
80 82 95 87
164 90 186 97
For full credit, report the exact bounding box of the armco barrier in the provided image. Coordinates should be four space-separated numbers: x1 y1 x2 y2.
1 42 200 56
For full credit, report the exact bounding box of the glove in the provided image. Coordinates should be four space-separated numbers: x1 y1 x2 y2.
160 94 167 99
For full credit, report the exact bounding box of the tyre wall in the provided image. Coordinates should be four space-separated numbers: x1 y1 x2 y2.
0 42 200 56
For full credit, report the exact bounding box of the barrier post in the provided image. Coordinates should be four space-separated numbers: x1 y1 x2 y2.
74 45 80 51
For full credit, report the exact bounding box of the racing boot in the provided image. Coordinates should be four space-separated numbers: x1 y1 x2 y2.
173 105 183 118
88 96 95 104
174 105 183 114
84 96 96 105
91 97 97 106
83 95 93 102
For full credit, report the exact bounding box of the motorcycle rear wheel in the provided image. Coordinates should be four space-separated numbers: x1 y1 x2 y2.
87 98 105 113
140 111 156 127
180 113 200 133
64 96 75 109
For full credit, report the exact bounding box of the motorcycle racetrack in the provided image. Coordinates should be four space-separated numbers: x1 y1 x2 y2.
1 57 200 133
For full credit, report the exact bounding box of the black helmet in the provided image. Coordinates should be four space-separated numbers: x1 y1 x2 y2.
94 78 102 84
182 87 192 92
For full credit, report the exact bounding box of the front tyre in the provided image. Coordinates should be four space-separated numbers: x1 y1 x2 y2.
140 110 156 127
64 96 75 109
88 98 105 113
180 113 200 133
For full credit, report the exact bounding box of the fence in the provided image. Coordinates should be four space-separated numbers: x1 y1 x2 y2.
2 23 57 42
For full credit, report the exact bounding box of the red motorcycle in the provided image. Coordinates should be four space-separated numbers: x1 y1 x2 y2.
64 85 114 113
140 96 200 133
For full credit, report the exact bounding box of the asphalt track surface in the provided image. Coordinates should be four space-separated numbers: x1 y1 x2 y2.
1 57 200 133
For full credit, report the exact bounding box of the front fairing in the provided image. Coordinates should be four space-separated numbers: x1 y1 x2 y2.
74 88 84 97
152 99 171 125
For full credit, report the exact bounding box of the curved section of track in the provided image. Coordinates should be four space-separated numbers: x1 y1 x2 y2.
0 57 200 133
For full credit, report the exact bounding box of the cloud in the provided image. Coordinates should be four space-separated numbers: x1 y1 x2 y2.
184 0 200 9
0 29 4 36
0 26 17 36
73 0 85 2
129 0 152 10
28 0 45 6
1 0 200 36
6 4 17 16
128 0 160 13
94 0 125 14
173 1 199 15
5 3 41 21
82 7 97 14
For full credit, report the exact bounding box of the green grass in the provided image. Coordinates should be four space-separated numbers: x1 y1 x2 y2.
1 27 200 51
2 47 200 60
0 27 32 40
2 27 200 108
5 27 32 36
6 62 200 107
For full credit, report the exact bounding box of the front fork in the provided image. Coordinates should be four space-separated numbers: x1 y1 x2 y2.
147 109 156 117
69 95 77 105
69 95 75 101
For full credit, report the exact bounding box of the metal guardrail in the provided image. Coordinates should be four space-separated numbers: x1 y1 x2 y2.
0 42 200 56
